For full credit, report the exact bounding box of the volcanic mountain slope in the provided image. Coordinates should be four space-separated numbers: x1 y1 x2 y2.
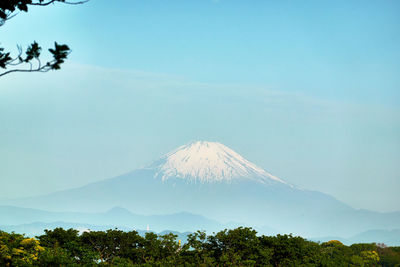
148 141 286 184
4 141 400 237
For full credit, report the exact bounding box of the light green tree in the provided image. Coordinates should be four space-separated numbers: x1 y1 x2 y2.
0 231 44 266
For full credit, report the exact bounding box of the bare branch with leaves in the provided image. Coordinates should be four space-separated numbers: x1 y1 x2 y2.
0 0 88 77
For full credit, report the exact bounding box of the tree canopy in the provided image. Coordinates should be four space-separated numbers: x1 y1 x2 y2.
1 227 399 266
0 0 88 77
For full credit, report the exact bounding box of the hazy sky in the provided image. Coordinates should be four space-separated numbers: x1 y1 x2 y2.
1 0 399 212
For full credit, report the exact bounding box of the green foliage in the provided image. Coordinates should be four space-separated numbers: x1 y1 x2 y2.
0 47 12 68
37 227 97 265
209 227 272 266
1 227 400 266
0 231 44 266
260 233 322 266
361 250 380 265
0 0 32 19
37 246 76 267
48 42 70 70
377 245 400 267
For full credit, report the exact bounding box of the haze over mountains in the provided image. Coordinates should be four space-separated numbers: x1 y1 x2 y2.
2 141 399 243
0 205 228 234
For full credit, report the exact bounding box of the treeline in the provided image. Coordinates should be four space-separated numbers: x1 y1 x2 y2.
1 227 400 266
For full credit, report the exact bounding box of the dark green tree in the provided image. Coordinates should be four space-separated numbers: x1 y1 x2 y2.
182 230 216 266
37 245 75 267
260 234 322 266
320 240 355 266
376 244 400 267
0 0 88 77
208 227 273 266
37 227 96 265
4 226 400 266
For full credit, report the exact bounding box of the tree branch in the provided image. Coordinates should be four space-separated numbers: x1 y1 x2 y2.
0 43 71 77
0 67 49 77
0 0 89 26
29 0 89 7
0 1 86 77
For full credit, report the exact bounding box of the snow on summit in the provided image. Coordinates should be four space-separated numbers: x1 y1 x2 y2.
148 141 286 184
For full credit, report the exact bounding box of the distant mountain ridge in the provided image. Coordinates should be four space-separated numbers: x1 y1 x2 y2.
0 221 192 244
0 205 228 233
311 229 400 247
2 205 399 245
3 220 399 247
2 141 400 240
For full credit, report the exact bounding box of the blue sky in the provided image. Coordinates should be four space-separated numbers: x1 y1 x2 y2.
1 0 399 212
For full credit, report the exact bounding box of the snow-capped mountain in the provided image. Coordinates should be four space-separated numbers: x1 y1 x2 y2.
3 141 400 238
148 141 286 184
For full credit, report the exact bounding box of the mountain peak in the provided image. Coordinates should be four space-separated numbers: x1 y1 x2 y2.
106 206 133 215
148 141 286 184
